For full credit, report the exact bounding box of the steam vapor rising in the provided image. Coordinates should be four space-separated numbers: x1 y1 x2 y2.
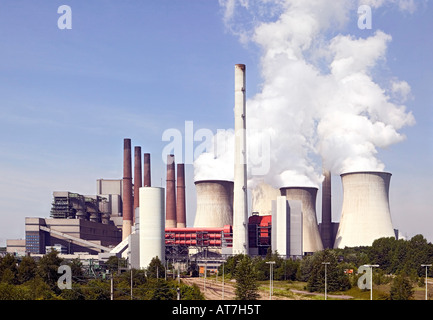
194 0 415 188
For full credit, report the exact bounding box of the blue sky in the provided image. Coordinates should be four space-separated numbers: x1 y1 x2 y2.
0 1 432 246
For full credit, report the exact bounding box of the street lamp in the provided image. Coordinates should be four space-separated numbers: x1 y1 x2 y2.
222 261 225 300
364 264 379 300
266 261 276 300
322 262 330 300
421 264 432 300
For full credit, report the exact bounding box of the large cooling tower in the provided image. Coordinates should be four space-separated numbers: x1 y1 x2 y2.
280 187 324 253
334 171 395 249
193 180 233 228
139 187 165 269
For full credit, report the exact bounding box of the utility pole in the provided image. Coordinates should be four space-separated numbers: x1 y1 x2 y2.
421 264 432 300
322 262 330 300
110 272 114 301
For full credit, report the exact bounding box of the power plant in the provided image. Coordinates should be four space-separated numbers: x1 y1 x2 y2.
5 64 401 274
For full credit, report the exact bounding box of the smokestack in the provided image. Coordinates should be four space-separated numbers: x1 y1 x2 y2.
233 64 249 254
193 180 234 228
165 154 177 228
143 153 151 187
176 163 186 228
122 138 133 240
280 187 324 254
321 169 333 248
334 171 395 248
133 146 142 224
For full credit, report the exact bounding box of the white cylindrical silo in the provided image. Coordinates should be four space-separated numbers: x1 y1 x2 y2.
139 187 165 269
280 187 324 253
334 171 395 249
193 180 233 228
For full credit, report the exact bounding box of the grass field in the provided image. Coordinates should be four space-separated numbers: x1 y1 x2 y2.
256 279 433 300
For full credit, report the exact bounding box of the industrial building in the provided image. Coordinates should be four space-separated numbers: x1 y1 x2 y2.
6 63 400 272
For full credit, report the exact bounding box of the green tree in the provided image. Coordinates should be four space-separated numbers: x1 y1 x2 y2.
0 254 18 284
234 255 259 300
179 283 204 300
37 250 63 291
20 275 57 300
17 256 38 284
147 257 165 279
306 250 351 293
390 273 414 300
82 279 111 300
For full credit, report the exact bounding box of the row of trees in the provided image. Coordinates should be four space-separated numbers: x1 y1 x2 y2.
0 252 203 300
1 234 432 300
221 234 433 300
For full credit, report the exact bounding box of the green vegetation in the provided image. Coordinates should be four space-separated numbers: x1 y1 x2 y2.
1 234 432 300
218 234 433 300
0 253 203 300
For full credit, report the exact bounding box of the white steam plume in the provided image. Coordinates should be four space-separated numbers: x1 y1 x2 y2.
194 0 415 188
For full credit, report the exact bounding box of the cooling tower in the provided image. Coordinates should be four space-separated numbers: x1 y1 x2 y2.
251 182 280 215
334 171 395 249
122 138 133 240
176 163 186 228
193 180 233 228
280 187 324 253
165 154 177 228
233 63 249 254
139 187 165 269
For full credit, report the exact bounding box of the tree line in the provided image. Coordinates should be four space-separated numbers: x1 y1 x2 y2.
0 251 203 300
1 234 432 300
221 234 433 300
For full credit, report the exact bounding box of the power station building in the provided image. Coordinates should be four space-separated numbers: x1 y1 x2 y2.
5 64 401 269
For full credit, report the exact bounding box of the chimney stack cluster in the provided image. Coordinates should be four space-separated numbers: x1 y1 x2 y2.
121 139 153 240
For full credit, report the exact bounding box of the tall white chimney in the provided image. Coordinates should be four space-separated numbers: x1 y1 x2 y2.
233 64 249 254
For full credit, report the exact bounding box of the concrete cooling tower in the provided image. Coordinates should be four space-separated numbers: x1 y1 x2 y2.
193 180 233 228
334 171 395 249
280 187 324 253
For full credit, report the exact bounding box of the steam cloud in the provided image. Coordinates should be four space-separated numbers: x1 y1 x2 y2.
194 0 415 188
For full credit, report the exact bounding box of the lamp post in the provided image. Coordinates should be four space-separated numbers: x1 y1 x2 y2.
266 261 276 300
222 262 225 300
421 264 432 300
322 262 330 300
364 264 379 300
